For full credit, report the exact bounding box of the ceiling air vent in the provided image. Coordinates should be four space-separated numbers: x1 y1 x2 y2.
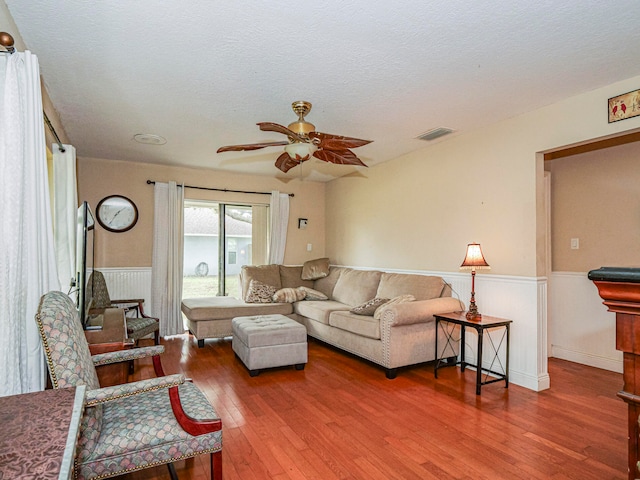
416 127 454 142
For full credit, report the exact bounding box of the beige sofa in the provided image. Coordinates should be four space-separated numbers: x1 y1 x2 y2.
181 264 463 378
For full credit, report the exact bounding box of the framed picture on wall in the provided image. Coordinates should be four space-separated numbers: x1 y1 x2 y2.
608 88 640 123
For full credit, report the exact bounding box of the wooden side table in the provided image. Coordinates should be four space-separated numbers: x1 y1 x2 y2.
434 311 512 395
84 308 134 386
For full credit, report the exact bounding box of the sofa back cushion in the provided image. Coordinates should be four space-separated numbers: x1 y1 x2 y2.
240 264 282 300
279 265 315 289
376 273 447 301
332 269 383 307
301 257 330 280
312 266 345 299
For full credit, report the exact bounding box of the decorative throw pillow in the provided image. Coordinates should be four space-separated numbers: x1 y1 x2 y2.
297 286 329 301
373 294 416 320
273 287 306 303
350 297 390 316
301 257 330 280
245 279 277 303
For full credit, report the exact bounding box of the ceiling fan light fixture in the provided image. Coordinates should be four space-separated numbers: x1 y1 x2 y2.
284 142 317 160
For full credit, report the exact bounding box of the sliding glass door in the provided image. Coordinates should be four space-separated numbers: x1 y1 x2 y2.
183 200 269 299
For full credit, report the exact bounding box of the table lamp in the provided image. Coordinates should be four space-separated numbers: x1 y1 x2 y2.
460 243 490 319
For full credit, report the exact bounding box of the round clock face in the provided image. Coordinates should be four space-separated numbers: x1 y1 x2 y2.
96 195 138 232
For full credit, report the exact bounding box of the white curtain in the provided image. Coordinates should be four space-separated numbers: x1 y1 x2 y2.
251 204 269 265
151 181 184 336
0 51 60 396
268 190 289 264
53 144 77 292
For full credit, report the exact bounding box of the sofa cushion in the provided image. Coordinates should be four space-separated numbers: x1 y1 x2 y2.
373 294 415 320
279 265 314 289
332 269 383 307
298 286 328 301
246 279 277 303
293 300 351 325
312 267 345 299
301 257 330 280
376 272 446 301
328 311 381 339
241 264 282 300
272 287 306 303
350 297 389 316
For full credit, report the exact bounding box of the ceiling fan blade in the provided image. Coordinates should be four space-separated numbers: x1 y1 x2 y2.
275 152 306 173
309 131 372 150
257 122 306 143
313 149 368 167
217 140 289 153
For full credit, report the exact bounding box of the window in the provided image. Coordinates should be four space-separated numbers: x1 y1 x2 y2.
228 239 237 265
183 200 268 298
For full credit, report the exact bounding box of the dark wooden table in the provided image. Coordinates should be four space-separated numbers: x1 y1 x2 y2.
0 385 85 479
589 266 640 480
434 311 512 395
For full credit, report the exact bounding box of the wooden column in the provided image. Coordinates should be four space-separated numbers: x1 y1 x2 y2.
589 267 640 480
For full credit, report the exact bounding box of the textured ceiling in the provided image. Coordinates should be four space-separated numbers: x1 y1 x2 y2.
5 1 640 181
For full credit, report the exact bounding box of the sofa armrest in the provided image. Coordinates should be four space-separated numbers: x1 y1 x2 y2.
381 297 465 327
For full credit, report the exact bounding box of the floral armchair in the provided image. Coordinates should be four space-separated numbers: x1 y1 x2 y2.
35 290 222 480
88 270 160 345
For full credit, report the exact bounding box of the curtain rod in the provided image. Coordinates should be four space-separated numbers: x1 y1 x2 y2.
43 111 66 153
146 180 294 197
1 32 66 153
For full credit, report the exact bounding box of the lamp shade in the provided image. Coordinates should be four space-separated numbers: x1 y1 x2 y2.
284 142 317 160
460 243 490 270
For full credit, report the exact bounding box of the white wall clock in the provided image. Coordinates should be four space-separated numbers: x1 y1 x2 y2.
96 195 138 233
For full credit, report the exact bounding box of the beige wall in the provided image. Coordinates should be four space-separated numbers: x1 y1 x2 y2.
326 74 640 278
77 157 325 268
547 141 640 272
326 126 538 275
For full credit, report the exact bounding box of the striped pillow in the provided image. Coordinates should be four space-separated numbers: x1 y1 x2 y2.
272 287 306 303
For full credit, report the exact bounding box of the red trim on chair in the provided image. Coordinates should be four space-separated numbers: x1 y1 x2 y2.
168 386 223 436
211 451 222 479
152 355 166 377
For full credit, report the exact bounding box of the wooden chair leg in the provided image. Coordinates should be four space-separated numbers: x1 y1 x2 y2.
154 328 160 345
211 451 222 479
167 462 179 480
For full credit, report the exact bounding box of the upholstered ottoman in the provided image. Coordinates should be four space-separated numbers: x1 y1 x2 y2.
232 314 308 377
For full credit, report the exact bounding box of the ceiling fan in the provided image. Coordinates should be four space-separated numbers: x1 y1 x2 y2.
217 101 372 173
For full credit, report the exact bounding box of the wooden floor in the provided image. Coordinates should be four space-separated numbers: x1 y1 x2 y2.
122 335 627 480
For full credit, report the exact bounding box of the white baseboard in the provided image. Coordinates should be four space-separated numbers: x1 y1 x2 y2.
551 345 623 374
